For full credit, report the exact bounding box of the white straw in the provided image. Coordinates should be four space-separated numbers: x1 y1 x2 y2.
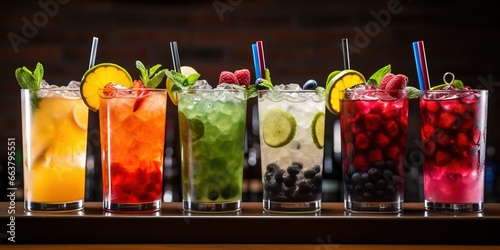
88 36 99 69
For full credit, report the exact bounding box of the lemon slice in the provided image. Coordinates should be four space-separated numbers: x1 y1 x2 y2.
80 63 133 111
325 69 365 115
311 111 325 149
262 108 296 148
167 66 198 106
72 102 89 130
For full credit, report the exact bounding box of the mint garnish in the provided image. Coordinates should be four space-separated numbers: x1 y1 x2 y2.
15 62 44 110
452 79 464 90
367 64 391 88
405 86 420 99
165 70 200 90
136 60 167 88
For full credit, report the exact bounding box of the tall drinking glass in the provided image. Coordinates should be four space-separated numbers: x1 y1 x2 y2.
340 89 408 213
21 87 88 212
99 88 167 213
177 88 247 213
420 89 488 212
258 89 325 213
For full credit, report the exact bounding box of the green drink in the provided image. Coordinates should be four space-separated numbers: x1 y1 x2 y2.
177 88 247 212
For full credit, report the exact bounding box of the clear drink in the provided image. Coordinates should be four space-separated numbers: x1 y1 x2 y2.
258 89 325 213
21 88 88 212
178 88 247 213
99 88 167 213
340 89 408 213
420 89 488 212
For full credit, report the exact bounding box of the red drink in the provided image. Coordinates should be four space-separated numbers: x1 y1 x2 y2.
420 89 488 212
340 89 408 212
100 88 167 213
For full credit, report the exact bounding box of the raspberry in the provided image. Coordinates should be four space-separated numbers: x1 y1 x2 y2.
219 71 239 85
368 149 383 162
425 102 441 113
437 112 457 129
355 133 370 150
457 133 470 148
435 150 452 166
234 69 250 88
353 155 369 172
364 113 382 131
375 132 390 148
378 73 395 89
387 146 401 162
421 124 434 139
422 139 436 157
434 129 451 147
385 74 408 92
385 120 399 138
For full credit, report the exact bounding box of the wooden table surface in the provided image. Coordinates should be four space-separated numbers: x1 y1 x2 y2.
1 202 499 248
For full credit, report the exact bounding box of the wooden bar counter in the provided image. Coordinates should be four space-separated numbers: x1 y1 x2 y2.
1 202 500 248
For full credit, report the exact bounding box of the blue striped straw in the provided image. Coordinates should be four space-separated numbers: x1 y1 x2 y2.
252 43 261 79
412 41 425 90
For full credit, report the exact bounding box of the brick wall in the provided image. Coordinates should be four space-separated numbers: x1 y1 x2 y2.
1 0 499 202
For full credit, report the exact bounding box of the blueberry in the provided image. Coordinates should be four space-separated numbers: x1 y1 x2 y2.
313 165 322 173
364 182 375 193
311 174 322 186
266 163 279 173
351 172 362 185
304 169 316 179
255 78 265 86
274 169 286 183
292 162 304 169
287 165 301 176
283 175 297 187
367 167 381 180
375 179 387 189
284 187 296 197
207 189 219 201
360 172 370 183
265 172 273 181
298 181 311 195
270 181 282 195
303 79 318 90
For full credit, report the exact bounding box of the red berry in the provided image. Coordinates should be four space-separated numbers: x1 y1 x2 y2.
375 132 390 148
385 120 400 138
353 155 369 172
368 149 384 162
421 124 434 139
435 150 452 166
437 112 457 129
434 129 451 147
387 145 402 162
234 69 251 88
378 73 395 89
364 113 382 131
355 133 370 150
219 71 239 85
457 133 470 148
385 74 408 91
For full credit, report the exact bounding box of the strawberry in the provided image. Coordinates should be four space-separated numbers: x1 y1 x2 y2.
219 71 239 85
385 74 408 90
378 73 395 89
234 69 250 88
132 79 149 112
103 82 127 96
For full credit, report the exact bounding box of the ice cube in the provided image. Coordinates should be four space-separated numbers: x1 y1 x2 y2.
67 80 81 88
192 79 212 89
273 84 286 90
285 83 301 90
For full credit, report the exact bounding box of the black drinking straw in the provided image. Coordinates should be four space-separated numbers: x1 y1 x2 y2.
170 41 181 72
341 38 350 70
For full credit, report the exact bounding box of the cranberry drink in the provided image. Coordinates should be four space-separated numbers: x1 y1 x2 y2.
420 89 488 212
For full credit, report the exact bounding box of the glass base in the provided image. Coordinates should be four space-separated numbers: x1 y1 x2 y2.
425 200 483 212
104 200 161 213
183 200 241 213
344 200 403 213
263 200 321 213
25 200 83 212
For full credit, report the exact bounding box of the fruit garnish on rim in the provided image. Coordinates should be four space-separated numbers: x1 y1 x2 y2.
430 72 467 90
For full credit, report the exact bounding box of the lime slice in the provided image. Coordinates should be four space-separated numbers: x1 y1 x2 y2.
166 66 198 106
311 111 325 149
80 63 133 112
430 84 449 90
178 111 205 144
262 108 296 148
325 69 365 115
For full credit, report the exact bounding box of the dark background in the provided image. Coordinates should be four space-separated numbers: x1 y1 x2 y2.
1 0 499 202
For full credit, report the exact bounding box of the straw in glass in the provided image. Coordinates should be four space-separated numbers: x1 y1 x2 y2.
341 38 350 70
252 43 261 79
256 40 266 79
170 41 181 73
88 36 99 69
417 41 431 90
412 41 425 90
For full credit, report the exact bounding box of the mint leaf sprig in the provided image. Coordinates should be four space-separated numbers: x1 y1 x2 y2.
136 60 168 88
367 64 391 88
165 69 201 92
248 68 274 98
15 62 44 110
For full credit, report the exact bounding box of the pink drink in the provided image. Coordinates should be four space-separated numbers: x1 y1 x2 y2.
340 89 408 213
420 89 488 212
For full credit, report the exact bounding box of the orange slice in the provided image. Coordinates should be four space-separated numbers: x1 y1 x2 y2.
325 69 365 115
80 63 133 112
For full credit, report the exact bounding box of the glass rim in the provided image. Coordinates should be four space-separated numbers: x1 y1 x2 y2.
257 89 324 93
21 87 81 91
97 88 167 91
178 88 246 93
420 89 488 93
340 88 407 93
